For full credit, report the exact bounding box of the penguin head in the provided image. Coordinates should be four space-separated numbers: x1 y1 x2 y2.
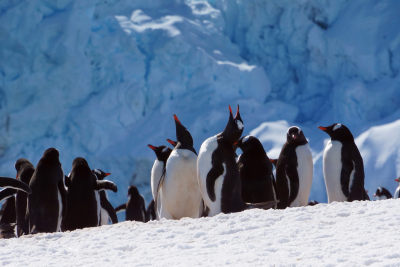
70 157 93 184
318 123 354 141
148 144 172 162
286 126 308 145
15 158 32 173
223 105 244 144
374 186 391 199
92 169 111 180
166 139 178 148
41 147 60 164
173 114 195 152
128 185 140 197
237 135 266 156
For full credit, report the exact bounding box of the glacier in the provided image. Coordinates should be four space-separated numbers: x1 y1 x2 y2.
0 0 399 208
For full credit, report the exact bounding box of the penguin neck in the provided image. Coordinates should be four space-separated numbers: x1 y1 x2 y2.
221 123 241 145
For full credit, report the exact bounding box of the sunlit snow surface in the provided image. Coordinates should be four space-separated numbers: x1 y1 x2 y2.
1 200 400 266
0 0 399 206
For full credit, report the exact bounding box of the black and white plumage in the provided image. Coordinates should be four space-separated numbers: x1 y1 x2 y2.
115 186 146 222
92 169 118 225
374 186 392 200
394 177 400 198
28 148 66 234
275 126 313 209
64 158 117 231
319 123 369 203
158 114 202 219
237 135 277 204
148 143 173 219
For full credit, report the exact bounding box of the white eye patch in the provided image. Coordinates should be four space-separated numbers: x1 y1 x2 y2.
333 124 342 131
162 147 168 153
242 135 250 143
236 120 244 130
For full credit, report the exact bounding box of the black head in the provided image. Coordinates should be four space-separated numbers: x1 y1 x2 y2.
237 135 266 156
15 158 33 172
128 185 140 196
70 157 93 182
222 105 244 144
92 169 111 180
287 126 308 145
41 147 60 164
148 144 172 162
173 114 195 152
166 139 178 148
318 123 354 142
374 186 392 199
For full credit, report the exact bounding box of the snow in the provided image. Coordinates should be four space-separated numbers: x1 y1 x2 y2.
1 199 400 266
0 0 399 208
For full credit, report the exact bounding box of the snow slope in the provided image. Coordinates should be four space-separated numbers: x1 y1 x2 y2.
0 0 399 206
1 199 400 266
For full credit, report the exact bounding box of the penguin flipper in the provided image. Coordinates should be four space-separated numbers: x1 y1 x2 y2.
58 179 68 230
206 163 224 202
100 195 118 224
275 158 290 209
347 145 365 201
0 188 18 202
95 180 118 192
286 164 299 206
0 177 31 195
115 203 127 212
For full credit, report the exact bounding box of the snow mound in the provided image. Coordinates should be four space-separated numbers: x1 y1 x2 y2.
1 199 400 266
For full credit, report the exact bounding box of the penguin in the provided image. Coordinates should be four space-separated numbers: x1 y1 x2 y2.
373 187 392 200
158 114 202 219
319 123 369 203
92 169 118 225
28 148 66 234
115 186 146 222
236 135 277 204
145 199 156 221
275 126 313 209
15 158 35 236
64 158 117 231
148 144 172 218
0 196 16 225
394 177 400 198
308 200 319 206
269 159 278 168
197 106 277 216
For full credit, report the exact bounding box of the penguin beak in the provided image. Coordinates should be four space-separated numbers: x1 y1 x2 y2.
318 126 328 132
173 114 182 125
395 177 400 182
167 139 177 147
105 173 111 177
148 144 157 151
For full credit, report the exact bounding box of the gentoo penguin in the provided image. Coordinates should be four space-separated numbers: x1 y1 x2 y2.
148 144 172 216
237 135 277 204
319 123 369 203
64 158 117 231
28 148 66 234
145 200 156 221
394 177 400 198
374 187 392 200
197 106 276 216
15 158 35 236
158 114 202 219
275 126 313 209
92 169 118 225
115 186 146 222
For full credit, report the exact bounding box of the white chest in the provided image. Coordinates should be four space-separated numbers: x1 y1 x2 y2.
394 186 400 198
290 144 313 207
160 149 202 219
151 159 163 200
323 140 347 203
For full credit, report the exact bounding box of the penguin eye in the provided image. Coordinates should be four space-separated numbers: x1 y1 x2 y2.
333 124 342 131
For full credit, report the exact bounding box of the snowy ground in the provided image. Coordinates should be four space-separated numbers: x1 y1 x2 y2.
1 199 399 266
